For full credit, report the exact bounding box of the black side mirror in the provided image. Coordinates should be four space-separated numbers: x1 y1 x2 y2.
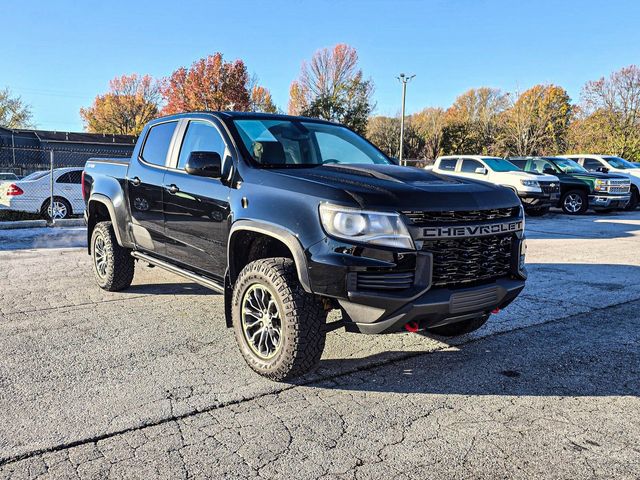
185 151 222 178
543 167 556 175
597 167 610 173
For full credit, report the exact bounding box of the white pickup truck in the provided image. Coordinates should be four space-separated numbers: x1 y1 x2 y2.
563 155 639 210
431 156 561 216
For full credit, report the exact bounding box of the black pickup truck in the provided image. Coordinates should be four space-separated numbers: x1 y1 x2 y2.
83 112 527 380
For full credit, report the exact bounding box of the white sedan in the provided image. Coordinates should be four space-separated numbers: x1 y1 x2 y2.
0 167 85 219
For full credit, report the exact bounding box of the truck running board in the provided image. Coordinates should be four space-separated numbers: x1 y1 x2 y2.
131 251 225 294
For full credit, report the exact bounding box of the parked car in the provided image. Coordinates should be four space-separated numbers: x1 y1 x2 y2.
0 172 19 181
431 155 560 216
508 157 631 214
0 167 84 219
562 154 639 210
83 112 527 380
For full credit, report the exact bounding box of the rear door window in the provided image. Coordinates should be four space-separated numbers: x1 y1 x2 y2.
438 158 458 171
56 171 82 184
141 122 178 166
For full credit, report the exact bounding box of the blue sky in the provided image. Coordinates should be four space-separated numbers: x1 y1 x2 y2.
3 0 639 131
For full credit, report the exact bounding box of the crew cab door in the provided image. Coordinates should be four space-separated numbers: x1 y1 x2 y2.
126 120 179 255
162 119 231 280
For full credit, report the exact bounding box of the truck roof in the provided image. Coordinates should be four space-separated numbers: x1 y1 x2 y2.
150 111 338 125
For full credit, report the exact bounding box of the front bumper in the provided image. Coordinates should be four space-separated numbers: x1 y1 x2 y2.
589 194 630 210
340 277 525 334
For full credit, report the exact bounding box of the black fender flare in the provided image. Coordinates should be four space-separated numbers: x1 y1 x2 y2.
228 220 312 293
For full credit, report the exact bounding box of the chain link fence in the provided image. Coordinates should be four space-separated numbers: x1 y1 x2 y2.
0 146 132 223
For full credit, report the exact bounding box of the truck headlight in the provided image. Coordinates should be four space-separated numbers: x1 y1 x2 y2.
520 179 539 187
594 179 609 192
319 203 415 249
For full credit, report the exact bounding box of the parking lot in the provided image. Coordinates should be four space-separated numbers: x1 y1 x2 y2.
0 211 639 479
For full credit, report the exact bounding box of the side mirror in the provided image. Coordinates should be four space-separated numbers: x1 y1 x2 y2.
474 167 488 175
596 167 610 173
185 151 222 178
543 167 556 175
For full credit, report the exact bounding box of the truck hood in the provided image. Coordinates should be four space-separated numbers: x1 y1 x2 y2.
266 164 520 211
502 171 558 182
569 171 629 181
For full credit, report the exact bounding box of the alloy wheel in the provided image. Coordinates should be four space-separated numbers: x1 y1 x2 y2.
48 201 68 219
93 235 108 278
564 194 583 213
241 284 282 359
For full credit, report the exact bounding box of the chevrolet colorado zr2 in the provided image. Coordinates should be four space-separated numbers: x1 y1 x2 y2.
83 112 527 380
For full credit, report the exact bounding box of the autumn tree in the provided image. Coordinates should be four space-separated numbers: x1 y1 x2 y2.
574 65 640 159
161 53 270 114
411 107 446 160
498 84 572 156
441 88 507 155
80 74 160 135
248 75 277 113
366 116 424 160
0 88 34 129
288 44 374 134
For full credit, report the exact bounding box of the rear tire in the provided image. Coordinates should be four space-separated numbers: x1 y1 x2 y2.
561 190 588 215
232 258 326 381
91 221 135 291
41 197 72 220
427 314 489 337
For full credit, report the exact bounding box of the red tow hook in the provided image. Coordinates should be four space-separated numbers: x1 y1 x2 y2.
491 308 501 314
404 321 420 333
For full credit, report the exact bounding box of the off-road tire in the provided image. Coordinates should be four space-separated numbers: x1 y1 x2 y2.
91 221 135 291
625 186 639 211
561 190 589 215
427 314 490 337
232 258 326 381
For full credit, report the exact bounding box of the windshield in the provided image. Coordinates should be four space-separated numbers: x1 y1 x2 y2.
604 156 638 169
483 158 521 172
233 119 391 168
21 171 49 181
553 158 587 174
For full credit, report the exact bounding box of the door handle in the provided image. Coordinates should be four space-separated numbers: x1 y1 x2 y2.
131 176 141 186
167 184 180 194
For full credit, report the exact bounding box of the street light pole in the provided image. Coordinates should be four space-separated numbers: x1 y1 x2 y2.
397 73 415 166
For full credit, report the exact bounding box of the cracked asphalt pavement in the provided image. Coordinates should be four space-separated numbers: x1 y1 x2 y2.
0 211 639 479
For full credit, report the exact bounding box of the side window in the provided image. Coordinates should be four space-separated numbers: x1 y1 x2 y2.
141 121 178 166
438 158 458 171
177 120 227 170
56 171 81 183
509 159 526 169
583 158 603 171
531 159 554 174
460 159 483 173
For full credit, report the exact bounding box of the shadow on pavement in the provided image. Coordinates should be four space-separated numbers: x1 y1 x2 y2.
312 298 639 397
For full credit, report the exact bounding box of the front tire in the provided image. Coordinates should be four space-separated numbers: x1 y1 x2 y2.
625 187 639 211
91 221 135 291
561 190 588 215
427 314 489 337
232 258 326 381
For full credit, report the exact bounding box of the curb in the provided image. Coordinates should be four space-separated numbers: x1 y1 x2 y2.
0 218 85 230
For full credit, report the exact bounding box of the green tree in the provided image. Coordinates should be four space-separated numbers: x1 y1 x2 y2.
0 88 34 129
288 44 374 135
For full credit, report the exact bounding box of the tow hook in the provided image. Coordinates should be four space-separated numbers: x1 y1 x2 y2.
404 321 420 333
491 308 501 314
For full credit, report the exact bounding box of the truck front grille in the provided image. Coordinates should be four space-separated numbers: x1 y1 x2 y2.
422 234 513 287
539 181 560 195
356 271 415 291
607 180 630 194
403 207 518 225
